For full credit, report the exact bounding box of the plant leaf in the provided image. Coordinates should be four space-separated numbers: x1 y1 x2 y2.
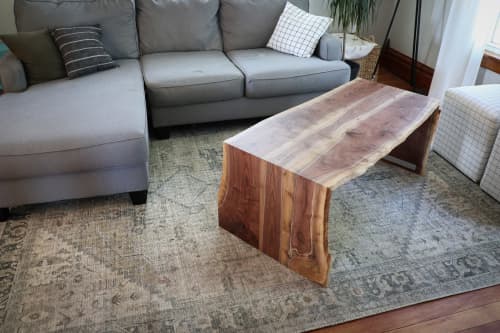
329 0 377 35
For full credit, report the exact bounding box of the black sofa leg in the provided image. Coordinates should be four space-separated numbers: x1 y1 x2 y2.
129 191 148 205
153 127 170 140
0 208 10 222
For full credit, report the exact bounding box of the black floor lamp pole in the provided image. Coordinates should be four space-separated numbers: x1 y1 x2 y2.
371 0 400 79
372 0 423 93
411 0 422 90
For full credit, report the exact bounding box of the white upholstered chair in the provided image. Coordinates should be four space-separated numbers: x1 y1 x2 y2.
481 132 500 201
433 84 500 183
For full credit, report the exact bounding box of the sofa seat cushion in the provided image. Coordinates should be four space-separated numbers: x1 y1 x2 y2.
226 48 350 98
141 51 244 107
0 60 148 180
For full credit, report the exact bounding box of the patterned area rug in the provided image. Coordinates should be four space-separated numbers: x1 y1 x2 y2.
1 121 500 332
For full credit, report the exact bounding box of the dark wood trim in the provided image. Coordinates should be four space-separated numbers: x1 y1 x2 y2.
481 51 500 74
380 46 500 91
379 47 434 94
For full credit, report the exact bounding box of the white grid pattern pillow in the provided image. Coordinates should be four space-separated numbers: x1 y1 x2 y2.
267 2 332 58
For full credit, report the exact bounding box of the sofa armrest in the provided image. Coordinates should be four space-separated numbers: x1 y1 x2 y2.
315 34 343 61
0 52 27 93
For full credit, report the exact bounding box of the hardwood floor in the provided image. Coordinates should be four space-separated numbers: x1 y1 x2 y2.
309 67 500 333
311 285 500 333
376 66 414 92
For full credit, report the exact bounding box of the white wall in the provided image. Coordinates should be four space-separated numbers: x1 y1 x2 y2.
476 68 500 84
309 0 330 16
0 0 16 34
309 0 451 68
370 0 451 68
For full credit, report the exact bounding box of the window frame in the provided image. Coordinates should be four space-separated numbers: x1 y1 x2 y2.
485 12 500 56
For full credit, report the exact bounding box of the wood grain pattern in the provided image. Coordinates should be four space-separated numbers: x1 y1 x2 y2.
311 285 500 333
218 78 440 285
218 146 332 285
481 51 500 74
457 321 500 333
388 109 440 174
387 302 500 333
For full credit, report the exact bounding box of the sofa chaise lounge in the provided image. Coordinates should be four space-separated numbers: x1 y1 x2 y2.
0 0 350 221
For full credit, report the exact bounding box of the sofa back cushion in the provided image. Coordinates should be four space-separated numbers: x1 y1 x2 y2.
14 0 139 59
220 0 310 51
137 0 222 54
290 0 309 11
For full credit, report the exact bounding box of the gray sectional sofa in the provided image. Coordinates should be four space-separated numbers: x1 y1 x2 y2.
137 0 350 134
0 0 350 221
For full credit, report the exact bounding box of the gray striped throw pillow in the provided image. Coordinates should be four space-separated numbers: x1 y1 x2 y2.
52 26 117 79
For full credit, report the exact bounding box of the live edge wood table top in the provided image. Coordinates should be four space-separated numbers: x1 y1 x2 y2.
218 78 440 286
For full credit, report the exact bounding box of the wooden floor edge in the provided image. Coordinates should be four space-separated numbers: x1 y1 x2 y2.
309 284 500 333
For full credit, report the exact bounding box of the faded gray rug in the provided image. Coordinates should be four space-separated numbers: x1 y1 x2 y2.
1 121 499 332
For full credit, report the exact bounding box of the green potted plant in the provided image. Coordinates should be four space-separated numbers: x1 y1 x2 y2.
329 0 377 79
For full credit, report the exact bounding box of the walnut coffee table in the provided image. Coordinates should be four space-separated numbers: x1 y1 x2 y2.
218 79 440 286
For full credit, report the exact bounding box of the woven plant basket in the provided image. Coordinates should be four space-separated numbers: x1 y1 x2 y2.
352 36 381 80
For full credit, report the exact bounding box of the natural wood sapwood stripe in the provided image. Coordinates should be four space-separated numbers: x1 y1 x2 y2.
219 78 440 286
